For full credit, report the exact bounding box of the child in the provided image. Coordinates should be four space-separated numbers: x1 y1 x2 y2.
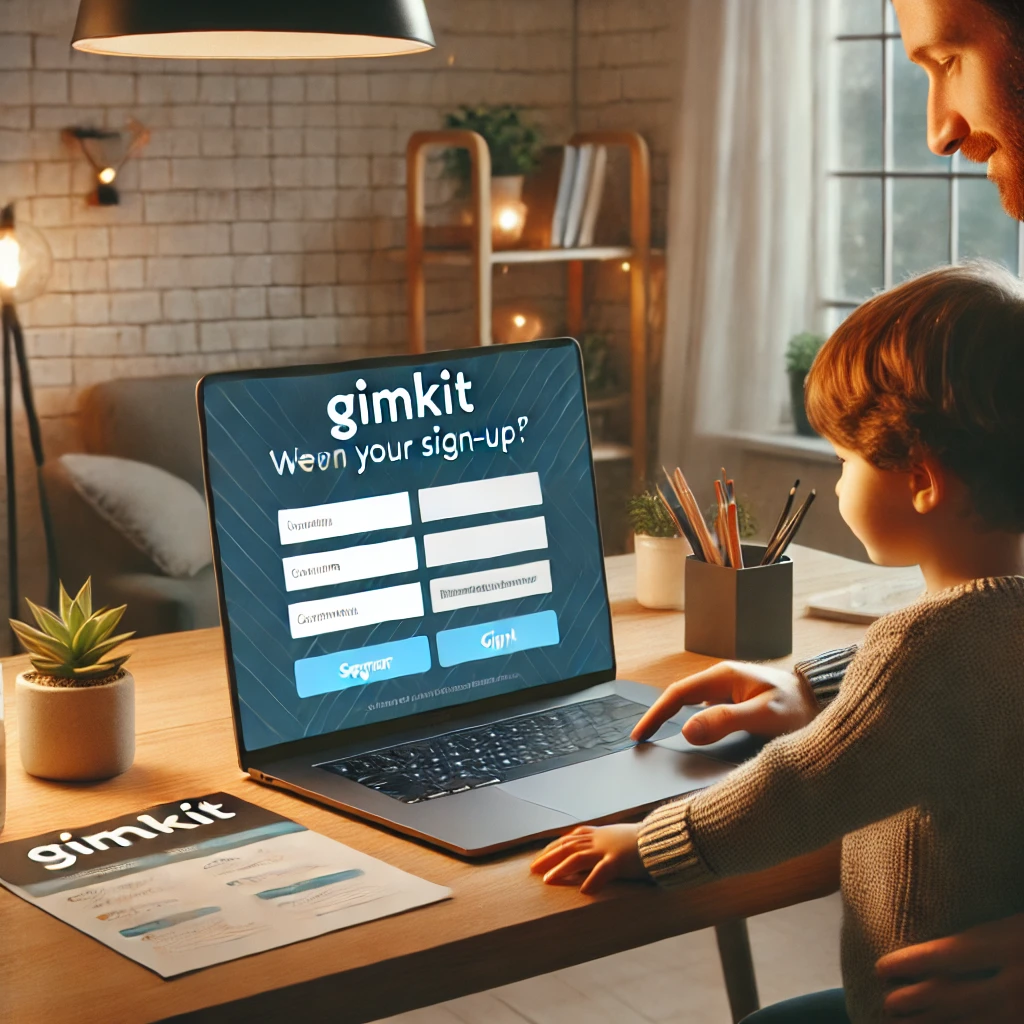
530 261 1024 1023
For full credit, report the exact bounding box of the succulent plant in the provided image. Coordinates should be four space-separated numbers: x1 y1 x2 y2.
10 579 133 684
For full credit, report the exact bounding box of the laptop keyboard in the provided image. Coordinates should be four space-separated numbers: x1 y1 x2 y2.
320 693 647 804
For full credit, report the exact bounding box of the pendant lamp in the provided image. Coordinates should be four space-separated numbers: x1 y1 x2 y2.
72 0 435 60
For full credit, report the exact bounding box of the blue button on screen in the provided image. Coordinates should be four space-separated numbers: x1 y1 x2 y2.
435 610 560 668
294 635 431 698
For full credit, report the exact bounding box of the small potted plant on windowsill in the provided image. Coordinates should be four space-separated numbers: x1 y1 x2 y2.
11 579 135 782
627 491 688 611
785 331 825 437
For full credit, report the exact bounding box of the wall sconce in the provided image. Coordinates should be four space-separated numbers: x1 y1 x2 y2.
62 120 150 206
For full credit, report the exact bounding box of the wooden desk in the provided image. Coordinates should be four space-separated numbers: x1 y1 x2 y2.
0 546 891 1024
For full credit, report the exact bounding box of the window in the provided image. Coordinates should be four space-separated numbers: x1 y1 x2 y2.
826 0 1024 331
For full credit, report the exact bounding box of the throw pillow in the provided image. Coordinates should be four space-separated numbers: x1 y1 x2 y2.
59 453 212 579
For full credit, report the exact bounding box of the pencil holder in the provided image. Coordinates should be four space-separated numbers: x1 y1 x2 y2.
684 545 793 660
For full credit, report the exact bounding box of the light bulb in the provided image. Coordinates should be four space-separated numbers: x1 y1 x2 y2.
621 261 631 272
98 167 117 185
497 206 521 232
0 234 21 291
513 314 526 328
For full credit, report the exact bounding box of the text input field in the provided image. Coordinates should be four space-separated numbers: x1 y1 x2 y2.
418 472 543 523
430 560 552 613
282 537 418 593
288 582 424 640
422 516 548 569
278 492 411 546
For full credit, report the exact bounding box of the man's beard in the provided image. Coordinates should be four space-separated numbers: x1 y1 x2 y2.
961 129 1024 220
961 40 1024 221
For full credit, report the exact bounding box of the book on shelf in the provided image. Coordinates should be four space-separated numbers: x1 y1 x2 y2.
518 143 608 251
550 145 578 248
520 146 570 249
561 144 594 247
577 145 608 248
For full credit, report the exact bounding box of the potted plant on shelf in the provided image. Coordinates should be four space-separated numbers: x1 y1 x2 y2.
11 579 135 781
443 104 542 248
785 331 825 437
627 491 687 611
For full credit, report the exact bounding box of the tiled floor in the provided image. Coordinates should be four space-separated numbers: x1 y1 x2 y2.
375 893 843 1024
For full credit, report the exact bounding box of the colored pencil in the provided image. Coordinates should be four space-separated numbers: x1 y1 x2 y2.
672 466 722 565
655 484 691 552
663 467 709 562
658 481 702 558
727 499 744 569
763 479 800 563
714 479 729 565
765 489 816 564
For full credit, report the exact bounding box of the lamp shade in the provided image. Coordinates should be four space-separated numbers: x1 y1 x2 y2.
72 0 435 60
0 207 52 305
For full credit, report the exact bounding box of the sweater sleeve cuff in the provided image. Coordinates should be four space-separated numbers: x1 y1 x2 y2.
637 798 716 889
794 645 858 709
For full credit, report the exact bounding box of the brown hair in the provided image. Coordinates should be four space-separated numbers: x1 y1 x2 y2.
978 0 1024 36
805 261 1024 531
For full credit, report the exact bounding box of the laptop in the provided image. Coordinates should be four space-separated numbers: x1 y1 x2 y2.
197 338 759 856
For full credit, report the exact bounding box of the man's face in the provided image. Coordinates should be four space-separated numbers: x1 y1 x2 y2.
895 0 1024 219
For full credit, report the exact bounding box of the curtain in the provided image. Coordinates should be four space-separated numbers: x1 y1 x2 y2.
658 0 827 472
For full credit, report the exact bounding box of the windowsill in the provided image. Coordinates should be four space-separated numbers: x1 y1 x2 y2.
706 429 838 464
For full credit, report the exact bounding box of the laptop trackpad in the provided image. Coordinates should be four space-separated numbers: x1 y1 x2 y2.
499 744 736 820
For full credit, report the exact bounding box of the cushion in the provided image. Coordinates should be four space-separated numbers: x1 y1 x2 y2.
58 454 212 579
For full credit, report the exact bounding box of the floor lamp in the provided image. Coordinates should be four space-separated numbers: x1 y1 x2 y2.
0 203 56 626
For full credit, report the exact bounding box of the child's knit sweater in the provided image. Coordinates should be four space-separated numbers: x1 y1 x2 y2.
636 577 1024 1023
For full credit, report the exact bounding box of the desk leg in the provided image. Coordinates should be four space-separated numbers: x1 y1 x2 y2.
715 918 760 1023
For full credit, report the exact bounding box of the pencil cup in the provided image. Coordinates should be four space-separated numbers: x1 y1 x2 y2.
684 545 793 660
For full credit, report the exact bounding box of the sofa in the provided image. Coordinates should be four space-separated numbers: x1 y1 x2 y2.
41 375 220 638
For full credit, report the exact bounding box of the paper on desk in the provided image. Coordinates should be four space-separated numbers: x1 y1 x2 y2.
805 567 926 624
0 792 450 978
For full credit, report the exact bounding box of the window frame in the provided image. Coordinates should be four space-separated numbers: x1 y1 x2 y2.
824 2 1024 325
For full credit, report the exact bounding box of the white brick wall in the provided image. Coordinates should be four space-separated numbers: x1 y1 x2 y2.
0 0 676 625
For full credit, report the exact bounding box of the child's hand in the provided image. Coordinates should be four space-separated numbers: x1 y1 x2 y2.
530 824 649 894
632 661 818 745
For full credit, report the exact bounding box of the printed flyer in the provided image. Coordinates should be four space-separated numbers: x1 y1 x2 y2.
0 792 451 977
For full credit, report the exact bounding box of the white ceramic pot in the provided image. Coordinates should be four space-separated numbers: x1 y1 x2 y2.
635 534 687 610
16 670 135 782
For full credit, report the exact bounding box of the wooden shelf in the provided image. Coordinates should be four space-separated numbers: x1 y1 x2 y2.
388 246 636 267
405 129 651 492
592 443 633 463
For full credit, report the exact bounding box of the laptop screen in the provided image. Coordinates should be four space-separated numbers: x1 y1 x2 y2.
200 339 615 753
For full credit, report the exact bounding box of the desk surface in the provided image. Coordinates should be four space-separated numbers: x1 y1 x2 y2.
0 546 892 1024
